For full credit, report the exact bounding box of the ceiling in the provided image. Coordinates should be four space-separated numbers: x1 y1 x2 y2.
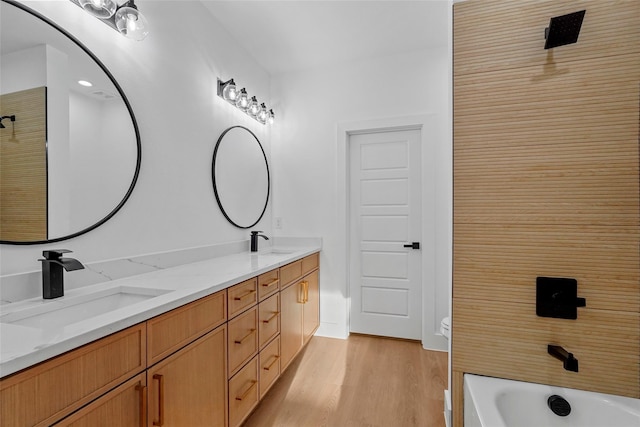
200 0 450 75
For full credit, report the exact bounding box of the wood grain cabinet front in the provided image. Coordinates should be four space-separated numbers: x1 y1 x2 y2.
147 325 227 427
52 374 147 427
259 337 281 399
228 306 259 377
0 324 146 427
258 293 280 350
228 356 259 427
228 278 258 319
147 290 226 366
258 269 279 302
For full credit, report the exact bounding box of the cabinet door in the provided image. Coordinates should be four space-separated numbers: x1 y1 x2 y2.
147 326 227 427
302 270 320 344
53 374 146 427
280 281 304 371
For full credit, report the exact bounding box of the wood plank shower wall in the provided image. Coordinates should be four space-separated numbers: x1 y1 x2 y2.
452 1 639 425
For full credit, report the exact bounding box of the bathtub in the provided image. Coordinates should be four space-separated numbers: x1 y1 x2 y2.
464 374 640 427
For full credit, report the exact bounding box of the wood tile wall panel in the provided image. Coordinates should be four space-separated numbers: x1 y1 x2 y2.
452 299 639 397
454 0 640 76
453 0 640 425
0 87 47 241
454 223 639 312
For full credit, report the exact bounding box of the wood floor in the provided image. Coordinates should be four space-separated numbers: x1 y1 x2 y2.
243 334 448 427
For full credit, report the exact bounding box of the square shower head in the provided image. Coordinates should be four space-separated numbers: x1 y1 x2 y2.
544 10 586 50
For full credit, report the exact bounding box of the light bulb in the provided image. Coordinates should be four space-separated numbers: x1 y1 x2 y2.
257 104 268 123
268 110 275 125
247 97 259 116
236 89 249 110
221 80 238 102
79 0 117 19
115 5 150 41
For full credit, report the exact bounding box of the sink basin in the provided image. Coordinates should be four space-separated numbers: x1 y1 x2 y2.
268 249 295 255
0 286 170 329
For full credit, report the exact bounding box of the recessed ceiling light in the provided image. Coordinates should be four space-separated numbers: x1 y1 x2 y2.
78 80 93 87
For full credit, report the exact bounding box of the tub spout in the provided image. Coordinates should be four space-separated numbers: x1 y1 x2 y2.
548 345 579 372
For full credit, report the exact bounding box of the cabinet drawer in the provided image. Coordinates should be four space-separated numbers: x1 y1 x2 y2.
228 306 259 377
0 324 146 427
229 356 259 427
53 373 146 427
147 289 226 365
258 293 280 350
259 336 281 399
258 269 279 301
301 253 319 275
280 260 302 288
228 278 258 318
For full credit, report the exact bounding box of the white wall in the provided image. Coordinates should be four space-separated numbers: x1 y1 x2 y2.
0 0 273 275
270 47 451 348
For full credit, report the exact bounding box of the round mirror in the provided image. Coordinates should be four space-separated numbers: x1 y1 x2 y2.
0 0 141 244
212 126 270 229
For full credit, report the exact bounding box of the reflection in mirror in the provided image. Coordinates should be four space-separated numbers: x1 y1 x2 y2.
0 0 141 244
212 126 270 229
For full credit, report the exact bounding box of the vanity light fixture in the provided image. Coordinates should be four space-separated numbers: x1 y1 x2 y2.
0 115 16 129
71 0 149 41
217 78 274 125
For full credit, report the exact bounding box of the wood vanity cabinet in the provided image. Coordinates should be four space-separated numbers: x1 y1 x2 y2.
53 374 147 427
147 326 227 427
1 252 320 427
280 254 320 371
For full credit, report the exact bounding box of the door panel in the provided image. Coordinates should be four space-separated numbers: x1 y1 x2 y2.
349 129 422 339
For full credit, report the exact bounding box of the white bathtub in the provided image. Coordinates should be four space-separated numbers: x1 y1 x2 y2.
464 374 640 427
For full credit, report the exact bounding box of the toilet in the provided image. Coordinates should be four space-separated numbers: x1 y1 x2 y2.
440 316 450 339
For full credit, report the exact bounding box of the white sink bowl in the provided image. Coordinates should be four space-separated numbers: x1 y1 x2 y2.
0 286 170 329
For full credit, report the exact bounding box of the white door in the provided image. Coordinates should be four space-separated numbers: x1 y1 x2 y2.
349 129 422 340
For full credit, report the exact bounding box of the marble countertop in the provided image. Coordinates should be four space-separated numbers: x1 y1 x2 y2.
0 245 320 378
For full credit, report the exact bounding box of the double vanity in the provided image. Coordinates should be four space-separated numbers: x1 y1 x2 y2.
0 246 320 427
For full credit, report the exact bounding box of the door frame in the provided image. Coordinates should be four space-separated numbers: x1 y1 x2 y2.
337 114 446 351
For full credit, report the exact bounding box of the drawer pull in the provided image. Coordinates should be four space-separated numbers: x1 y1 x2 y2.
136 384 147 427
235 380 258 401
152 374 164 426
303 281 309 303
234 289 257 301
262 311 280 324
234 329 256 344
261 278 279 287
263 355 280 371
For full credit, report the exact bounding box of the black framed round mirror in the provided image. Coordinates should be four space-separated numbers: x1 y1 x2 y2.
0 0 141 244
212 126 270 229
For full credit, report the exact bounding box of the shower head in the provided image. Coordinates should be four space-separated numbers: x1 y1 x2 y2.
0 115 16 129
544 10 586 50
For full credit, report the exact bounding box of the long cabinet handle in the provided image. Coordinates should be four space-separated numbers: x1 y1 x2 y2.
263 355 280 371
303 281 309 303
298 281 306 304
136 384 147 427
234 329 256 344
234 289 256 301
235 380 257 401
152 374 164 426
262 311 280 324
261 278 279 287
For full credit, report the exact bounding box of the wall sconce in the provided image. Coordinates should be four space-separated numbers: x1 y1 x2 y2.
70 0 149 41
217 78 274 125
0 115 16 129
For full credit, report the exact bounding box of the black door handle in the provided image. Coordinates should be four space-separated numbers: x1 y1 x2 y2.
403 242 420 249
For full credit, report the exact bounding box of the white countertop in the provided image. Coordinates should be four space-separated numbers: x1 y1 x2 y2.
0 245 320 378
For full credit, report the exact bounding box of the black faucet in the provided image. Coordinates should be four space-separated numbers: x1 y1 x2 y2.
250 231 269 252
548 345 579 372
38 250 85 299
